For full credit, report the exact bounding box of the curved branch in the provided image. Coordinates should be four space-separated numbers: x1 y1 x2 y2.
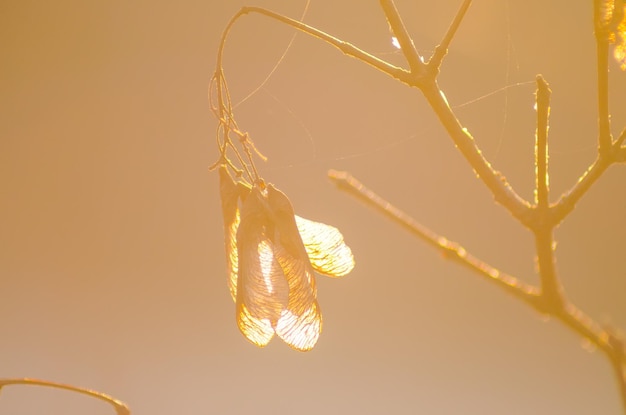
0 378 130 415
227 7 409 83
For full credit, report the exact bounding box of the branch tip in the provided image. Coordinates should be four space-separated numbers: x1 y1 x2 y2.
429 0 473 71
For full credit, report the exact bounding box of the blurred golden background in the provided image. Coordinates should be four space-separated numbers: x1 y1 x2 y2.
1 0 625 413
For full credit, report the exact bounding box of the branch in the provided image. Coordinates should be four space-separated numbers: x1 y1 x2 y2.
0 378 130 415
419 81 534 226
429 0 473 71
534 75 552 209
553 127 625 222
379 0 426 75
530 75 564 308
616 128 626 148
328 170 540 307
328 171 626 409
616 128 626 162
232 7 409 84
380 0 532 227
217 3 532 228
557 306 626 412
594 0 613 153
552 156 611 224
533 228 564 311
612 360 626 413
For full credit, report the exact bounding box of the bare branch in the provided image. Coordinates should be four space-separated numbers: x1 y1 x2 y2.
213 2 626 410
534 229 564 311
613 128 626 162
615 127 626 148
235 7 409 83
328 170 540 307
419 81 534 226
557 305 626 412
0 378 130 415
532 76 572 312
379 0 426 75
552 157 611 224
612 361 626 412
429 0 473 71
593 0 613 153
534 75 552 209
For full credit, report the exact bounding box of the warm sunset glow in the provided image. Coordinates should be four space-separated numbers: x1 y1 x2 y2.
2 1 625 414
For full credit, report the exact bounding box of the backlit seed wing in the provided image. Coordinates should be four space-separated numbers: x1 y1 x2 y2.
218 166 242 301
295 216 355 278
236 187 290 347
276 301 322 352
236 301 275 348
266 185 322 351
273 240 322 351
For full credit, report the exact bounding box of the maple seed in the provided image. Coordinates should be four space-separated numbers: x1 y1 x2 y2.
218 166 355 351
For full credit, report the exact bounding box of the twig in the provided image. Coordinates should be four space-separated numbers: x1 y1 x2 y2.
557 305 625 413
327 170 539 306
616 127 626 148
552 156 611 223
379 0 426 75
534 75 551 209
234 7 409 83
530 75 563 310
328 170 625 409
533 229 563 311
216 4 534 228
608 337 626 412
611 359 626 412
616 128 626 162
214 1 626 410
0 378 130 415
419 81 533 226
594 0 613 153
429 0 473 72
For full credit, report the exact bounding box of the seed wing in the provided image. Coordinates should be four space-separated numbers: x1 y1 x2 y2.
273 242 322 352
235 187 289 347
266 184 322 351
295 216 355 278
218 166 243 302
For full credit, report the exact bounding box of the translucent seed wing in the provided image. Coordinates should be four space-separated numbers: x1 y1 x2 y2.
236 302 275 348
276 301 322 352
218 166 242 301
235 187 289 347
266 184 322 351
273 240 322 351
295 215 355 278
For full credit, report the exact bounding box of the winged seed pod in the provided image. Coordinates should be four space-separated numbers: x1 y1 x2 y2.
218 166 355 351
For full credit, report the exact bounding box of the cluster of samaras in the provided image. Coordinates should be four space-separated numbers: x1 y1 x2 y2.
219 166 355 351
